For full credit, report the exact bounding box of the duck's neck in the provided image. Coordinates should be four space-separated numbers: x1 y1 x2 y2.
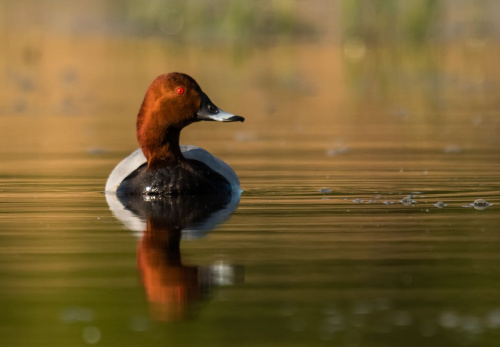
145 128 184 169
137 106 186 169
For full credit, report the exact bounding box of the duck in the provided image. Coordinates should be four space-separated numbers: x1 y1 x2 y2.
105 72 244 197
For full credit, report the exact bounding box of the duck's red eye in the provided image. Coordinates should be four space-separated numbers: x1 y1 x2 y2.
176 87 184 95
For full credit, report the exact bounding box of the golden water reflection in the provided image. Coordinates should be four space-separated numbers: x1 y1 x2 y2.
107 191 243 321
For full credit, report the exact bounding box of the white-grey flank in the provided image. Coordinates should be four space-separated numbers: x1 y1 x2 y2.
104 146 242 235
105 145 240 193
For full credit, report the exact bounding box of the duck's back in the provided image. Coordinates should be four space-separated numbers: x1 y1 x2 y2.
106 146 240 196
117 159 231 196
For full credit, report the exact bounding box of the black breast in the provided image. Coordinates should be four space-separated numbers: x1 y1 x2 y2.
116 159 232 197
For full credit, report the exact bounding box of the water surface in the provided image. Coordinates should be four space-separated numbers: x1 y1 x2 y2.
1 2 500 346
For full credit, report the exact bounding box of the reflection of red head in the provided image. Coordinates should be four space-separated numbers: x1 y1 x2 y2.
136 219 201 321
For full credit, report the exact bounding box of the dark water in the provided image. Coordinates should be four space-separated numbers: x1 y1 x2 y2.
1 1 500 346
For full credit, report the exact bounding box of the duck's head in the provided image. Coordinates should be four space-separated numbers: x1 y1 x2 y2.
136 73 244 167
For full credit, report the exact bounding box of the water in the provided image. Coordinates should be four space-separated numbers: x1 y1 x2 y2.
1 1 500 346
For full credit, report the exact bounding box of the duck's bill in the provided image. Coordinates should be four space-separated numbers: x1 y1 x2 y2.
198 109 245 122
197 93 245 122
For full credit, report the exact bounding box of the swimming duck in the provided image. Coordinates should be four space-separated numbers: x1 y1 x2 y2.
105 73 244 197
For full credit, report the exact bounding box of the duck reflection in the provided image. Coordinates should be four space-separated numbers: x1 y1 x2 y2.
106 192 243 321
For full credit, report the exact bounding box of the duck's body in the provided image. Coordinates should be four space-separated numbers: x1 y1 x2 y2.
105 73 244 197
106 146 240 196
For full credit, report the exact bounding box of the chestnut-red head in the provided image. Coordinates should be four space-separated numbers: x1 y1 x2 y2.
136 73 244 168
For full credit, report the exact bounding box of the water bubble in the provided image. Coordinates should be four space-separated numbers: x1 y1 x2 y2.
129 316 150 332
400 196 417 205
460 316 482 334
375 298 391 311
444 145 463 154
82 326 101 344
487 309 500 328
434 202 447 208
326 147 349 156
209 261 236 286
439 311 459 329
60 307 94 324
393 311 412 326
323 308 344 335
319 188 332 194
352 199 362 204
352 301 371 315
326 312 344 328
470 199 492 210
382 201 395 205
